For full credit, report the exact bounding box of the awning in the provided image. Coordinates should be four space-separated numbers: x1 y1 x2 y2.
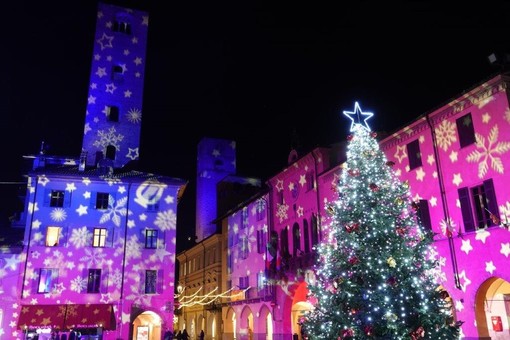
18 304 67 330
18 304 115 330
64 304 115 330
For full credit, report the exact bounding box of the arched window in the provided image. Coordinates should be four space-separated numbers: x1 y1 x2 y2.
311 214 319 247
303 219 310 253
106 145 116 160
281 228 289 258
292 222 301 256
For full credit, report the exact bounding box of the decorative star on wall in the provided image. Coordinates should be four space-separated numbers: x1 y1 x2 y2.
343 101 373 131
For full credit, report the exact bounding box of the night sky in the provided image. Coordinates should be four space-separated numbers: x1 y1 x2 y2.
2 1 510 246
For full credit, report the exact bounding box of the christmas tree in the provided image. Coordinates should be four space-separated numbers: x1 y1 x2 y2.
302 102 461 339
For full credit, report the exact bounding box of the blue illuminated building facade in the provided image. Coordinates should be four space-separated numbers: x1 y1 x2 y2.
1 3 187 340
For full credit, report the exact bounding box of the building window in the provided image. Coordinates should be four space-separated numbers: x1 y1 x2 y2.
256 228 267 254
112 20 131 34
145 270 157 294
257 271 265 292
145 229 158 249
106 105 119 122
105 145 116 160
292 223 301 256
281 228 290 259
407 139 422 170
277 191 284 205
239 276 249 289
45 189 70 208
306 171 315 191
415 199 432 231
93 228 107 247
50 190 65 207
256 199 266 221
95 192 110 210
303 219 310 253
311 214 320 247
112 65 124 81
239 236 249 260
45 226 61 247
227 250 233 275
38 268 58 293
267 231 279 274
87 269 102 293
231 227 240 246
241 208 249 229
458 178 499 232
456 113 476 148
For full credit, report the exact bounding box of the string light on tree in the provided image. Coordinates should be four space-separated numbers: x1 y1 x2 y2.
301 102 462 339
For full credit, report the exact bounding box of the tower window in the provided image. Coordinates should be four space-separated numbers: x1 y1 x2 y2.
112 20 131 34
107 105 119 122
112 65 124 81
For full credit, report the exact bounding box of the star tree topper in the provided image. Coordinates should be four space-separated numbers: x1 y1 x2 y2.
343 101 373 131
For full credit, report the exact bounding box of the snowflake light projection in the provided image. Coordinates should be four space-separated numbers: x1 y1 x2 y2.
466 125 510 178
93 126 124 153
126 108 142 123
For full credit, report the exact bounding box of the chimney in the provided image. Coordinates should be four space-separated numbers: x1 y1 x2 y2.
79 150 87 171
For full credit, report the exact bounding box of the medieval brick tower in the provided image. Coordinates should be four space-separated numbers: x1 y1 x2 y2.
81 3 149 169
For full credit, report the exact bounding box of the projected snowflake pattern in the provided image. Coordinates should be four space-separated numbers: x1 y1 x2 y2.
93 126 124 153
126 108 142 123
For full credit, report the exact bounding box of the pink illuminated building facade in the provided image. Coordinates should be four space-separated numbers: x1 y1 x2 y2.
0 1 509 340
218 74 510 340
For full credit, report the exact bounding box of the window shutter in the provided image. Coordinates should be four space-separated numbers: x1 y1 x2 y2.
140 271 146 294
483 178 499 226
88 226 95 246
35 225 47 246
90 192 97 209
51 268 59 286
140 229 147 246
64 191 72 207
157 269 164 294
44 189 51 207
100 269 109 293
83 268 90 293
458 187 475 232
257 230 262 253
157 231 166 249
60 226 69 246
106 227 114 247
33 269 41 293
